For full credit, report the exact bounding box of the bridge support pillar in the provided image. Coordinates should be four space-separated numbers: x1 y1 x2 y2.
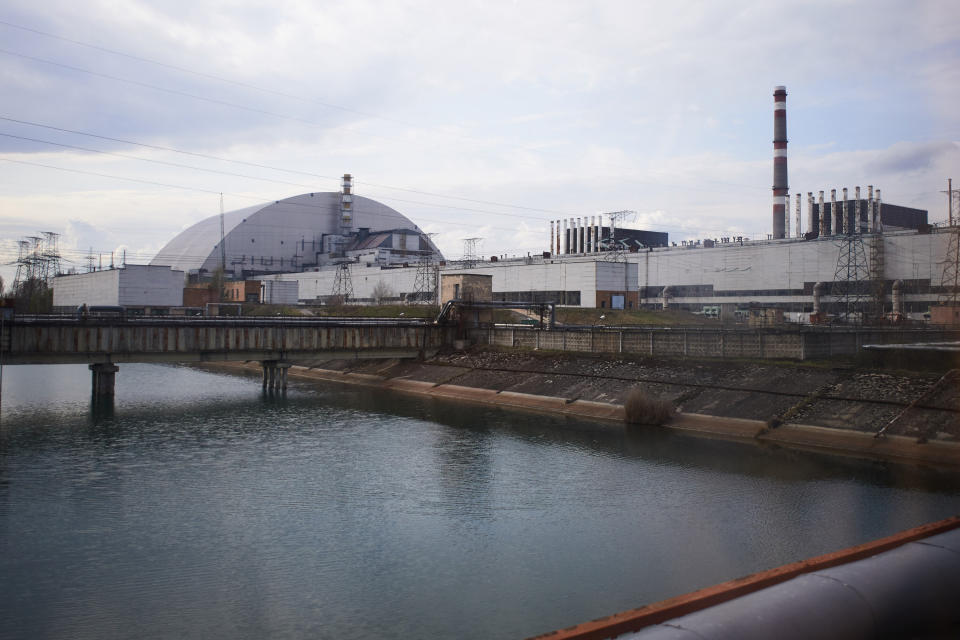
261 361 290 391
89 363 119 398
262 361 275 389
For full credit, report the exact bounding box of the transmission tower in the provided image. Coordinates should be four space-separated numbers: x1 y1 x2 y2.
462 237 482 268
937 178 960 306
331 260 354 302
833 233 872 323
41 232 62 284
601 210 637 262
413 233 439 304
12 240 31 290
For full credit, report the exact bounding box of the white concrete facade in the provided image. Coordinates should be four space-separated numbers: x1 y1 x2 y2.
266 265 422 302
261 228 951 313
53 265 185 308
260 280 299 305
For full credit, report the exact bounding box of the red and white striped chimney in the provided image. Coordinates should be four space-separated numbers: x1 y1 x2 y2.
772 86 788 239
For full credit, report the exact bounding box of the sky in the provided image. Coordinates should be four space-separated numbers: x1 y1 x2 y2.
1 0 958 285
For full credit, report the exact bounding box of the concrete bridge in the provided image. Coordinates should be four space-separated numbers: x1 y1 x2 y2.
0 315 449 396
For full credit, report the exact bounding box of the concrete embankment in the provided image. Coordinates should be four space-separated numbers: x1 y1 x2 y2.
215 349 960 469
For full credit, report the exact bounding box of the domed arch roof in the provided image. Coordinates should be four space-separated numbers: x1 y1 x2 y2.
150 192 442 273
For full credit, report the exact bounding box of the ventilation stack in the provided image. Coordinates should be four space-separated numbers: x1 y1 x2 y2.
772 86 788 239
340 173 353 235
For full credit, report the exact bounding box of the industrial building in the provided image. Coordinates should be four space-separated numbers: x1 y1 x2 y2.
259 223 946 319
52 87 953 323
255 86 946 321
52 264 184 310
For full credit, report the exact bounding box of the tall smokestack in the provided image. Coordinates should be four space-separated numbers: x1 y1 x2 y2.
795 193 802 238
876 189 882 233
772 86 788 239
831 189 838 235
841 187 848 235
855 186 861 233
818 191 826 235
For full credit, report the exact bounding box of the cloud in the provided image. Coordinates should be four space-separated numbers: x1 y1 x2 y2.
865 141 959 175
0 0 956 280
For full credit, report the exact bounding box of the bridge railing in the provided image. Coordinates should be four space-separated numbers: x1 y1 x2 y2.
11 314 435 327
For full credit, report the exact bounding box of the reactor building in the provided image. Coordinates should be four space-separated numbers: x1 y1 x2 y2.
150 174 444 279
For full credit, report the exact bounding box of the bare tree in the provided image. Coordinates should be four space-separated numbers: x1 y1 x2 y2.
371 280 394 305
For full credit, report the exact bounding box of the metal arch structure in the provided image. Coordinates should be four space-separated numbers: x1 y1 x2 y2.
150 191 444 276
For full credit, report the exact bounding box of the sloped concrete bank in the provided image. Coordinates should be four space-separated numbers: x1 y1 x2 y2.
214 350 960 469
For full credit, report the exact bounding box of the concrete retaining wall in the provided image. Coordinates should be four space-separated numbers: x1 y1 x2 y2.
471 326 960 361
5 321 450 364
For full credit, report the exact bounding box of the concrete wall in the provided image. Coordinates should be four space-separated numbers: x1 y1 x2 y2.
266 265 422 302
117 266 185 307
470 326 960 361
445 260 599 307
637 229 949 308
261 280 299 305
440 273 492 302
54 265 184 308
53 269 121 307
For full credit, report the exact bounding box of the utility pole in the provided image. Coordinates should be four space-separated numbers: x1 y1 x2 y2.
942 178 956 227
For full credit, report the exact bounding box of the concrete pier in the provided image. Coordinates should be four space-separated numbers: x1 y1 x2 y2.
89 363 119 398
261 361 290 391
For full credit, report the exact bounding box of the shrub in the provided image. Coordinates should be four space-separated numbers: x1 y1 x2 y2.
624 388 674 426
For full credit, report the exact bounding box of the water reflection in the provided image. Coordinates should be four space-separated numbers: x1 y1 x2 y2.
0 363 957 640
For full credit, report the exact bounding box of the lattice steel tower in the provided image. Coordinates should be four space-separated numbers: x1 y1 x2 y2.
938 179 960 306
601 210 636 262
412 233 439 304
331 261 354 302
833 232 872 323
461 237 482 268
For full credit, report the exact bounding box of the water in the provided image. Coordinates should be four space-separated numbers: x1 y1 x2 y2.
1 363 958 639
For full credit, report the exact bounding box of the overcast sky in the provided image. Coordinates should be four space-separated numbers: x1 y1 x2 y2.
1 0 958 282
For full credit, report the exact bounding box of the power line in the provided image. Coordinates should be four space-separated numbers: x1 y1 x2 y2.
0 115 578 216
0 132 313 190
0 18 412 126
0 157 560 236
0 127 760 239
0 47 336 127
